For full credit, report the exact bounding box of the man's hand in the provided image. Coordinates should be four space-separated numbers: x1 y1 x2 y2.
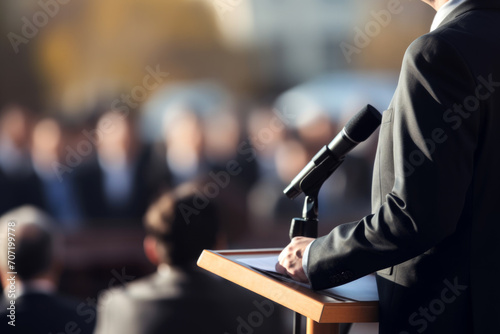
276 237 315 283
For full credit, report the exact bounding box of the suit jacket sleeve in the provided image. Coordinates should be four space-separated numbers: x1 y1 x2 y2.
307 33 482 290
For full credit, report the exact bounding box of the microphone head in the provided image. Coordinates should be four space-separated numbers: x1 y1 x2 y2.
344 104 382 143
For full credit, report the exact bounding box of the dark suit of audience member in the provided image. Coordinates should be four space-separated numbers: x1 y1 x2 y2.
75 151 151 226
141 141 175 197
0 167 32 215
94 184 286 334
0 105 33 215
74 111 151 226
0 206 95 333
26 118 83 230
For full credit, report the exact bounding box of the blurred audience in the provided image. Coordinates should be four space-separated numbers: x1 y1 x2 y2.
0 206 95 333
94 183 285 334
0 93 378 237
0 89 378 316
0 94 378 243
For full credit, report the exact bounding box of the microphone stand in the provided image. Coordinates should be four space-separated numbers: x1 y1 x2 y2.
285 131 345 334
289 194 318 240
289 192 319 334
287 187 353 334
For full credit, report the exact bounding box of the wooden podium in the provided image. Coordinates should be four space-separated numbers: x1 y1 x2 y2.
198 248 378 334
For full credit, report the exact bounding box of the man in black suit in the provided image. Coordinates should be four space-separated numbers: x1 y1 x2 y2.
277 1 500 333
0 206 95 333
94 183 286 334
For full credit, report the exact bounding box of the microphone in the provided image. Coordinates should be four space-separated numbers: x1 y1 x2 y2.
284 104 382 199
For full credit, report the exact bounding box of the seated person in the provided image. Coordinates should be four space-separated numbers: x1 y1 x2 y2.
0 206 95 333
94 182 286 334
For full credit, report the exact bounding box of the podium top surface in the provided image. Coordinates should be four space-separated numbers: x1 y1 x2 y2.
198 248 378 323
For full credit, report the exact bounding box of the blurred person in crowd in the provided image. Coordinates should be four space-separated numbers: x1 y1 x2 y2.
145 103 206 189
0 105 32 177
0 206 95 333
270 138 310 224
295 106 336 156
94 182 286 334
75 110 151 226
0 105 33 215
203 107 259 244
245 104 286 180
28 117 83 230
204 106 258 190
244 104 292 245
248 137 308 244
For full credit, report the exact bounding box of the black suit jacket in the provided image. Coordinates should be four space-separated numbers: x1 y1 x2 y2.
307 2 500 333
94 267 285 334
74 147 153 226
0 291 95 334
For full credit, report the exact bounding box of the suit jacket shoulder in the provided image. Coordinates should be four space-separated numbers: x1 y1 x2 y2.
95 269 286 334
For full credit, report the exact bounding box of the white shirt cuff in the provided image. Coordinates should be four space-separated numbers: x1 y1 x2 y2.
302 240 314 281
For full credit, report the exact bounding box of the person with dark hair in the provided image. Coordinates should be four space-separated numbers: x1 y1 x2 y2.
141 182 220 268
94 182 285 334
0 206 95 333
